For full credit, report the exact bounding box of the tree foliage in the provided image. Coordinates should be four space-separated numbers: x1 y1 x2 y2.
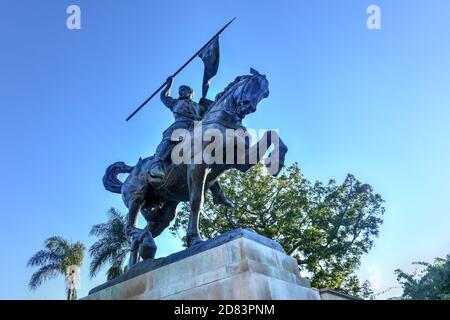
89 207 130 280
171 163 384 298
27 236 85 295
395 254 450 300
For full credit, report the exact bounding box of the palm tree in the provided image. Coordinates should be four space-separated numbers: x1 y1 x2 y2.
27 236 85 300
89 207 130 281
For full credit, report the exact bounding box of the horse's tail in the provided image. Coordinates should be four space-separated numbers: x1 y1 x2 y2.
103 162 134 194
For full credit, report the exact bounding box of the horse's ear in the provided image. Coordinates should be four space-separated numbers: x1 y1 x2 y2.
250 67 266 78
250 67 260 76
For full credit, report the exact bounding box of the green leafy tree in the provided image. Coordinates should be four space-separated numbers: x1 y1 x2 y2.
171 163 384 298
27 236 85 300
395 254 450 300
89 207 130 281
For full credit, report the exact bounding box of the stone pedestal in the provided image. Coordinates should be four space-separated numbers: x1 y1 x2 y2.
83 229 321 300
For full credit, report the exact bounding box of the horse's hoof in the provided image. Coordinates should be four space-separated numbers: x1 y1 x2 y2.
222 198 235 209
139 233 157 260
139 241 157 260
214 193 235 209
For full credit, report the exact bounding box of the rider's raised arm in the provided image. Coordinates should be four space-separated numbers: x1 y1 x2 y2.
160 76 177 110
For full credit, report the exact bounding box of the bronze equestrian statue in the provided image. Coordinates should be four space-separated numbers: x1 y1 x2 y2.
103 68 288 266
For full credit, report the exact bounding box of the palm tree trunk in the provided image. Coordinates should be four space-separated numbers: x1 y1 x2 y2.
67 288 77 300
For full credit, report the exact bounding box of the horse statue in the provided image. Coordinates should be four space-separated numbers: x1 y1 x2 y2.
102 68 288 266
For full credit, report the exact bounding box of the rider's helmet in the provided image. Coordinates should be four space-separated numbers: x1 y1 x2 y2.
179 85 194 100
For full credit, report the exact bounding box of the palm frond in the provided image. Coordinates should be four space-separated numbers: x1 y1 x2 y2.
28 263 61 290
45 236 70 255
27 250 63 268
72 241 86 255
107 207 125 221
89 208 126 237
88 238 111 257
62 242 85 273
88 207 129 279
89 222 110 237
89 246 112 278
106 264 124 281
112 248 128 270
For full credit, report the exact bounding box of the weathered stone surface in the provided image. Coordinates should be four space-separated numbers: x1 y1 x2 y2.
83 229 320 300
88 228 284 295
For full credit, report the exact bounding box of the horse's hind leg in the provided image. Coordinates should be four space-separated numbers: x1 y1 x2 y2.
186 165 208 247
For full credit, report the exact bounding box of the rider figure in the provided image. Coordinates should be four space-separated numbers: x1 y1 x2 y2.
150 76 206 178
150 76 233 208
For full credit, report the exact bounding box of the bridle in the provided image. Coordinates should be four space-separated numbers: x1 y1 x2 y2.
201 74 267 129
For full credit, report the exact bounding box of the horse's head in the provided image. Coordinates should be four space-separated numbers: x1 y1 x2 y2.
212 68 269 121
232 68 269 119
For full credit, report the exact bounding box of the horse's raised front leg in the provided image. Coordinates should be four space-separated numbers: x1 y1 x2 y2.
210 181 234 208
234 130 288 176
186 164 208 247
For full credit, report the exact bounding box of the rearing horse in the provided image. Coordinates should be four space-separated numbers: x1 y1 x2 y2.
103 68 288 263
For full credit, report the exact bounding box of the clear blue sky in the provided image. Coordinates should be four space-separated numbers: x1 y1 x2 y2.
1 0 449 299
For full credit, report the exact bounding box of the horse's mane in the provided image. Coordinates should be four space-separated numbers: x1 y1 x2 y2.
204 69 265 117
214 75 251 102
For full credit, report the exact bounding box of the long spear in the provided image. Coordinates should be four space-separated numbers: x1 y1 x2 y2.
126 17 236 122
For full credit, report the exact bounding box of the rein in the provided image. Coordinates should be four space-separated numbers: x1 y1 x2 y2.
201 77 253 129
